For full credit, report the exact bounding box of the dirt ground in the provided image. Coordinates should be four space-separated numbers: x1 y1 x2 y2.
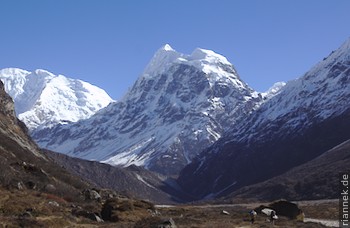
0 188 339 228
153 199 339 228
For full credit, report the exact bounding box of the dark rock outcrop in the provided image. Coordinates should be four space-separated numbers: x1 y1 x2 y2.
255 200 302 220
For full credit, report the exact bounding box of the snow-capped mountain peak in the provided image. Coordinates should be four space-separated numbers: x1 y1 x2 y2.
177 37 350 199
190 48 231 65
144 45 234 74
143 44 183 77
0 68 30 98
143 45 244 90
0 68 30 77
162 43 175 51
0 68 114 131
34 45 261 175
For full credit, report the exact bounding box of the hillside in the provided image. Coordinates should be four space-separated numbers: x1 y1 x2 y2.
0 80 161 226
178 37 350 199
228 138 350 201
44 150 193 204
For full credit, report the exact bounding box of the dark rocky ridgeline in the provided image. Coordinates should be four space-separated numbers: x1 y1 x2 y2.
0 80 16 120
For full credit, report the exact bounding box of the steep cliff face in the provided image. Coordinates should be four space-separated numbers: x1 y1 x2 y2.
0 80 41 158
178 38 350 199
34 45 261 175
0 80 16 121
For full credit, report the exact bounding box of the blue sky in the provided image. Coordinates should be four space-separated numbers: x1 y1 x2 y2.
1 0 349 99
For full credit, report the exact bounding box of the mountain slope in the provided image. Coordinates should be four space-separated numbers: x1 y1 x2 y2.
229 138 350 201
34 45 262 175
0 80 171 226
178 37 350 199
43 150 192 203
0 68 113 131
0 78 185 203
0 79 90 196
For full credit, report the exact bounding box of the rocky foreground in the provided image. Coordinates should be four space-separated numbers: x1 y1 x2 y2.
0 190 337 228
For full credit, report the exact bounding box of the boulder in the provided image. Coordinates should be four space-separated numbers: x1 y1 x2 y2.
83 189 101 201
255 200 303 219
44 184 56 193
48 201 60 207
17 181 25 190
158 218 177 228
221 210 230 215
269 200 302 219
72 208 103 222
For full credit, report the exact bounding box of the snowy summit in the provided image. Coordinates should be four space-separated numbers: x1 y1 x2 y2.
34 44 261 175
0 68 114 131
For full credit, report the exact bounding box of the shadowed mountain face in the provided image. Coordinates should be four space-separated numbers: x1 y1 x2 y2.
227 138 350 201
43 150 194 204
177 38 350 199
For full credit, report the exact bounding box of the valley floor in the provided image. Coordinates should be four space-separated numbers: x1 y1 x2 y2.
0 187 339 228
154 199 339 228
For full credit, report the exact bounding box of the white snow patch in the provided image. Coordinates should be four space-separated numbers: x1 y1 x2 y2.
261 81 286 99
102 137 155 167
135 174 158 190
304 218 339 227
203 181 237 199
206 126 221 141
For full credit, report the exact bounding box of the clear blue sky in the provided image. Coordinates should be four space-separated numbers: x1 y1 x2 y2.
1 0 349 99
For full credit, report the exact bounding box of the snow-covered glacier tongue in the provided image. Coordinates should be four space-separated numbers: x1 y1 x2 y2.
33 44 262 175
0 68 114 132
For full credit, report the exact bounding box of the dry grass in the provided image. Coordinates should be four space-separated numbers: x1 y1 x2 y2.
297 199 339 220
0 188 97 227
0 185 337 227
153 202 335 228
